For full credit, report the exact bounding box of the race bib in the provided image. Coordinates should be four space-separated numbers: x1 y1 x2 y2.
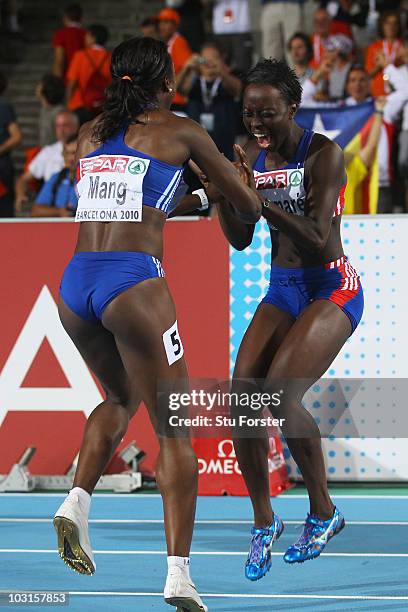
75 155 150 222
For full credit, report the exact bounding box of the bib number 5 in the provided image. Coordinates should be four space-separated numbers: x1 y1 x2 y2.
163 321 184 366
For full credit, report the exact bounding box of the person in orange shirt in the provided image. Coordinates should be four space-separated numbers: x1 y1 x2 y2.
66 24 111 123
365 10 402 97
157 8 192 113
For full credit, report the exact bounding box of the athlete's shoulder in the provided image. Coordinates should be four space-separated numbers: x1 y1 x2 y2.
76 118 101 159
308 132 343 160
307 133 346 182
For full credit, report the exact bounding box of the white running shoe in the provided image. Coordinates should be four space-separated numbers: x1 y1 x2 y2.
53 494 95 575
164 566 208 611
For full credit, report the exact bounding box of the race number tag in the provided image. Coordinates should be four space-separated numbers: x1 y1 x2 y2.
163 320 184 366
75 155 150 222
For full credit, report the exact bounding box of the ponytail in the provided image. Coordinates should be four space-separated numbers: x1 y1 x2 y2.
92 37 173 143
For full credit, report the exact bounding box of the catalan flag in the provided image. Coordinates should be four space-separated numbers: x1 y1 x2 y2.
296 101 378 214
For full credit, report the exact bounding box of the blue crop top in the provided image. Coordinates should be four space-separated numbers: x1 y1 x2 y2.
75 124 184 222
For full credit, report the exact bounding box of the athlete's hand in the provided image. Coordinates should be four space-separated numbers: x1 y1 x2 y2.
188 159 222 203
233 144 257 192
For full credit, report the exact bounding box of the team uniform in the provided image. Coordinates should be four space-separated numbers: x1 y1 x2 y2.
245 130 355 581
253 128 364 334
60 123 183 324
55 123 208 611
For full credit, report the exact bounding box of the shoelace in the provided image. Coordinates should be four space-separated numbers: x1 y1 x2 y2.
248 532 266 564
293 519 321 549
248 524 275 564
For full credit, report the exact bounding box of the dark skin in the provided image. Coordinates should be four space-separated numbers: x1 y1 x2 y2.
59 75 261 558
217 83 351 524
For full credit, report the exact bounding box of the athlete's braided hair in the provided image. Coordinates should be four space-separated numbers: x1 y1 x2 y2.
245 59 303 107
92 37 173 143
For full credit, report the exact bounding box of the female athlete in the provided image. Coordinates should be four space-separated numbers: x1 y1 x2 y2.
53 36 261 611
216 59 364 581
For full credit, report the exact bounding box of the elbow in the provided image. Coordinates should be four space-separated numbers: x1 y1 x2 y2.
236 203 262 224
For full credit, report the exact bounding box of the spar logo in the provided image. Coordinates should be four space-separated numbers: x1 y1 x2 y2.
289 170 302 187
80 155 130 176
254 170 288 190
197 438 285 476
128 159 147 175
198 439 242 475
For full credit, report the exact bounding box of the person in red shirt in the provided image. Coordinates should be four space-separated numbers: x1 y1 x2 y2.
52 3 87 81
365 10 402 97
157 8 192 113
66 24 111 123
310 7 353 70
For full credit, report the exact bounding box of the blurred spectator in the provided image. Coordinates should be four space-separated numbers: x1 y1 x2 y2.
167 0 205 52
310 7 333 68
261 0 305 62
140 16 158 39
35 74 66 147
178 41 241 159
1 0 21 33
52 3 86 80
326 34 354 99
31 134 78 217
365 10 402 97
287 32 314 83
303 63 408 213
66 24 111 122
15 110 79 211
0 72 21 218
318 1 369 39
386 40 408 211
157 8 192 112
211 0 253 73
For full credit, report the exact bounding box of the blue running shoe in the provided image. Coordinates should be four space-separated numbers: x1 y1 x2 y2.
284 506 345 564
245 514 284 581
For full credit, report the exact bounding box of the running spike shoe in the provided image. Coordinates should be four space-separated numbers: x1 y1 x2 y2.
283 506 345 564
245 513 284 581
54 494 95 575
164 566 208 611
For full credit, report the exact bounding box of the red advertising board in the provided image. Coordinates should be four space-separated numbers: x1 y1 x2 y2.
0 219 290 495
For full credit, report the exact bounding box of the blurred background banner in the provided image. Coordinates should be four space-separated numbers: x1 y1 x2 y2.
296 101 379 213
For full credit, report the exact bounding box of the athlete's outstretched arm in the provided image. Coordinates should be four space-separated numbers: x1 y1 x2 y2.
183 120 262 224
241 139 346 253
216 198 256 250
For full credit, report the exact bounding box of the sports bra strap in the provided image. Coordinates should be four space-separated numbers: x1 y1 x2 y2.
293 129 314 165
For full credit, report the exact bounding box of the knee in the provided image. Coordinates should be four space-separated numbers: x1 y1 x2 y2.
263 377 303 419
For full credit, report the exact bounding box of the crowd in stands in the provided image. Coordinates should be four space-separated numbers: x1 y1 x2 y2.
1 0 408 218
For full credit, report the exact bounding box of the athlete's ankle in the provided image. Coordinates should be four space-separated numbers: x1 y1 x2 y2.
68 486 91 516
167 556 191 580
309 503 335 521
253 511 274 529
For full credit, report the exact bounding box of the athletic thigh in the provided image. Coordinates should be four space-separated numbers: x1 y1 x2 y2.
101 277 188 431
58 298 132 407
265 300 352 395
233 303 295 380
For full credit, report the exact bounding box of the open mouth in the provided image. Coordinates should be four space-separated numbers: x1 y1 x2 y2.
253 133 271 149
